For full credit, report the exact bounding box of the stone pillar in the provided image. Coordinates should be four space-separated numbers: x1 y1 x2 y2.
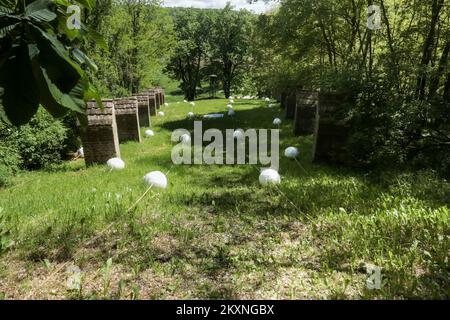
160 88 165 104
285 90 296 120
80 99 120 166
114 97 141 143
148 93 157 116
293 90 318 136
155 88 163 109
133 94 151 127
312 92 349 164
149 89 161 110
280 91 288 109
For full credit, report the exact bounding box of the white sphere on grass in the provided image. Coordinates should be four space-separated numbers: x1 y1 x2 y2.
284 147 300 159
143 171 167 189
273 118 282 126
158 111 165 116
107 158 125 170
145 129 154 137
259 169 281 186
190 102 195 106
164 102 169 106
187 112 195 119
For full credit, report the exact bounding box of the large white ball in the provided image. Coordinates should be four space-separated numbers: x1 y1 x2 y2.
180 133 191 144
187 112 195 119
143 171 168 189
273 118 282 126
164 102 169 107
183 100 187 103
259 169 281 186
145 129 154 137
190 102 195 106
228 109 235 116
158 111 165 116
284 147 300 159
233 129 244 140
107 157 125 170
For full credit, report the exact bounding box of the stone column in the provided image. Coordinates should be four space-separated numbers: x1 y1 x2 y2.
148 89 161 110
155 88 162 109
80 99 120 166
133 94 151 127
312 92 349 164
285 90 297 120
293 90 319 136
114 97 141 143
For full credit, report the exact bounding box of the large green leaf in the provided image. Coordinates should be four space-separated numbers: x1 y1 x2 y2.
32 25 84 93
25 0 57 23
0 43 40 126
74 0 95 10
71 47 98 72
29 42 87 118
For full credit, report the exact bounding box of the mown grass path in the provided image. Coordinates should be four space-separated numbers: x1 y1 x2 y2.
0 97 448 299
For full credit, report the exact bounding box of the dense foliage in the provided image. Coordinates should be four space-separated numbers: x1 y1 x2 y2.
85 0 174 97
0 0 102 126
0 108 67 186
165 5 254 100
251 0 450 176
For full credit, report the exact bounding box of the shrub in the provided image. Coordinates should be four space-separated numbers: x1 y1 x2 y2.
14 109 67 170
0 164 13 188
0 132 21 188
0 108 67 172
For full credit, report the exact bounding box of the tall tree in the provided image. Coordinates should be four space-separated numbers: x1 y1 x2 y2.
210 4 253 98
165 8 213 100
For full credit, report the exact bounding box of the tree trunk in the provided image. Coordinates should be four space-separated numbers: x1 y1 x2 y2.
428 31 450 99
443 73 450 102
416 0 444 100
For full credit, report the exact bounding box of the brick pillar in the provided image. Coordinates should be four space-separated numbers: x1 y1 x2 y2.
80 99 120 166
293 90 318 136
312 92 349 164
148 93 157 116
280 91 288 109
155 88 162 109
114 97 141 143
150 89 161 110
133 94 151 127
285 90 297 120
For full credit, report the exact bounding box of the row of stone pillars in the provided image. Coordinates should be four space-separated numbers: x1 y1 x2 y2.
279 88 349 163
80 87 165 166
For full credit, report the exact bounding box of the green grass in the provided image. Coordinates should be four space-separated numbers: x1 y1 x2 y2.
0 97 448 299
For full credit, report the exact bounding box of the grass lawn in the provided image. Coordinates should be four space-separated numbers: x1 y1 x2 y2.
0 95 448 299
